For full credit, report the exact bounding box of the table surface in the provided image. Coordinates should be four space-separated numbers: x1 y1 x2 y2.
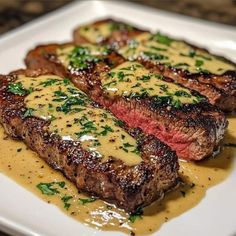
0 0 235 236
0 0 236 36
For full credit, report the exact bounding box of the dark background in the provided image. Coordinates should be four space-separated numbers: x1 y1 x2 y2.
0 0 236 36
0 0 235 235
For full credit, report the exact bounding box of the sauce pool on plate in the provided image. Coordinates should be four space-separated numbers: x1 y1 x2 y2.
0 117 235 235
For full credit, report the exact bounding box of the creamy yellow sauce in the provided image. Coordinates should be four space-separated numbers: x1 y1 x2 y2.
57 44 109 69
0 117 235 235
79 23 114 43
118 32 236 75
79 22 133 44
101 61 201 105
16 75 141 165
57 46 204 107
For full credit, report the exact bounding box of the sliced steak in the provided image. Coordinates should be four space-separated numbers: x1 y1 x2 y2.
73 18 146 48
25 44 228 161
0 69 179 212
73 18 236 112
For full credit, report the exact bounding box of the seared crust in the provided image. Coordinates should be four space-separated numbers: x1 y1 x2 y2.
140 58 236 112
25 44 228 161
0 69 179 212
73 18 236 112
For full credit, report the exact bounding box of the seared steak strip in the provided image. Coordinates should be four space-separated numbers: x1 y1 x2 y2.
25 44 228 161
73 18 236 112
0 69 179 212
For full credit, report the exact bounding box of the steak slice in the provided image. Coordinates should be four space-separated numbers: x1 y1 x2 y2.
73 18 146 48
73 18 236 112
25 44 228 161
0 69 179 212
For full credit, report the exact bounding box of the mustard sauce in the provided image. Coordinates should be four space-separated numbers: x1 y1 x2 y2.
0 115 235 235
119 32 235 75
79 22 133 44
15 75 142 165
101 61 201 105
57 46 204 108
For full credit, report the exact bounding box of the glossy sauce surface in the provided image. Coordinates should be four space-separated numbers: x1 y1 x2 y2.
79 22 133 44
101 61 202 105
16 75 141 165
0 118 235 235
79 22 115 43
119 32 235 75
77 22 235 75
57 46 204 108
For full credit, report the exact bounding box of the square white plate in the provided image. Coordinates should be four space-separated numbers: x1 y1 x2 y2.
0 1 235 236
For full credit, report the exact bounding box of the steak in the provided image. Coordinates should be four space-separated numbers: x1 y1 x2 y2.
73 18 236 112
73 18 146 48
0 69 179 212
25 44 228 161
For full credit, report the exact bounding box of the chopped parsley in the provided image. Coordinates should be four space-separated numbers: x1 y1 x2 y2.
23 108 35 118
55 94 86 114
174 90 191 98
195 59 204 67
68 45 109 70
141 51 168 61
138 75 151 81
75 119 98 138
8 82 31 96
159 84 168 92
68 46 100 70
108 71 115 78
147 45 167 51
99 125 114 136
151 32 173 46
102 80 117 88
180 49 196 58
174 63 190 68
117 71 125 81
36 181 65 195
131 147 141 155
61 195 73 210
79 197 97 205
129 207 143 223
113 119 124 127
39 78 59 87
109 22 133 32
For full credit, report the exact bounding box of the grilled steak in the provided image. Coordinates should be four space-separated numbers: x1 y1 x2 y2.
73 18 146 48
73 18 236 112
0 69 179 212
25 44 228 161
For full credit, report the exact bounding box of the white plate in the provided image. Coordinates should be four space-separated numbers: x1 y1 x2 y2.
0 1 236 236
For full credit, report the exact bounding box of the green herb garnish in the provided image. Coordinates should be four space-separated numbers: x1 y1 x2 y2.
129 207 143 223
79 197 97 205
61 195 73 210
174 90 191 98
40 79 59 87
99 125 114 136
142 51 168 61
68 46 100 70
23 108 35 118
36 181 65 195
8 82 31 96
195 60 204 67
152 32 173 46
138 75 151 81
